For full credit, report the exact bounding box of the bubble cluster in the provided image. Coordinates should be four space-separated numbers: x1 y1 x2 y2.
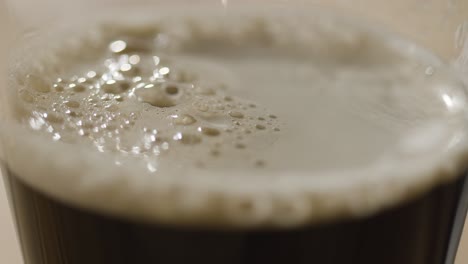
18 23 282 172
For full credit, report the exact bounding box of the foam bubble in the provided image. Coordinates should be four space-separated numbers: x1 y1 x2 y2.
19 90 34 103
65 100 80 108
229 111 244 118
172 114 197 126
72 84 87 93
27 75 51 93
198 127 221 137
102 80 129 94
44 113 64 124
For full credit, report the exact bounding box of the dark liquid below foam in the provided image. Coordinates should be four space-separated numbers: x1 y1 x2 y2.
2 169 466 264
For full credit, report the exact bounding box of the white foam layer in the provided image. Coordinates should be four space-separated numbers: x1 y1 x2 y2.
2 8 468 228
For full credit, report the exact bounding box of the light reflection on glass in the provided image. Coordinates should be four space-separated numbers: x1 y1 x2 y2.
161 142 169 150
52 133 61 141
147 162 157 172
439 89 466 113
94 139 106 152
132 146 141 154
29 116 45 130
442 94 454 109
447 133 463 152
173 132 183 141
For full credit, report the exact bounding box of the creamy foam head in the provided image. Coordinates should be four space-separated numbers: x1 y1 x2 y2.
2 9 468 228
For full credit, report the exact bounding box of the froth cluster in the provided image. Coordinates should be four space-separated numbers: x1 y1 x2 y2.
17 23 281 172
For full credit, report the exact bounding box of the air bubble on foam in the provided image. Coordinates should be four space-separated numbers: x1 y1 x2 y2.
77 77 87 83
109 40 127 53
82 121 94 129
165 85 179 95
135 84 177 107
69 111 81 117
19 90 34 103
215 104 225 110
105 124 117 131
159 67 171 76
27 75 51 93
172 114 197 126
44 112 64 124
129 55 140 65
121 64 140 76
229 111 244 118
65 100 80 108
72 84 87 93
54 84 65 92
87 71 97 78
101 80 130 94
120 63 132 72
196 103 209 112
174 133 202 145
198 127 221 136
161 142 170 150
105 105 119 112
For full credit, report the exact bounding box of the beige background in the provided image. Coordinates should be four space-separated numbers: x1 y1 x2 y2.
0 170 466 263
